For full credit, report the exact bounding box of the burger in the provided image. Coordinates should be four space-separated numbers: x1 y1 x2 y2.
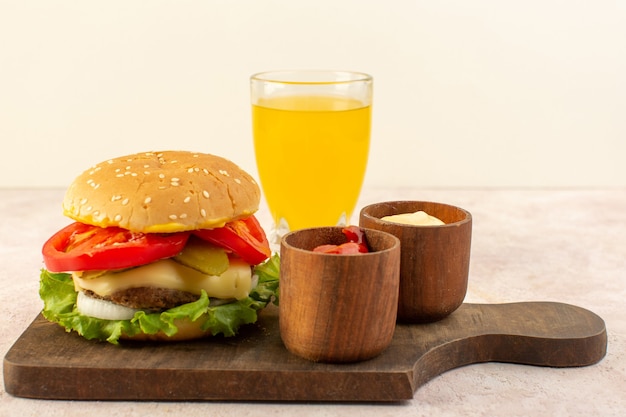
39 150 279 344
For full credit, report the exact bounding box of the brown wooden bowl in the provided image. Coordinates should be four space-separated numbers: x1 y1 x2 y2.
360 201 472 323
279 227 401 363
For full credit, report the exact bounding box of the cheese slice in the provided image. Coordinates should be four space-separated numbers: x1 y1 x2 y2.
73 258 252 300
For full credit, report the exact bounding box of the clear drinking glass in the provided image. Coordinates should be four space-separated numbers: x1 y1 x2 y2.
251 70 373 250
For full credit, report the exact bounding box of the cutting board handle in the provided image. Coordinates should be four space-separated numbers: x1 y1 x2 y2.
403 302 607 392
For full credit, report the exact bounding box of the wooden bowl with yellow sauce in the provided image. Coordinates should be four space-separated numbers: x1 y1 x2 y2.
360 201 472 323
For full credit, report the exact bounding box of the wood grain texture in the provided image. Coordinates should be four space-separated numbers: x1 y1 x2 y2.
279 227 400 363
3 302 607 402
360 201 472 323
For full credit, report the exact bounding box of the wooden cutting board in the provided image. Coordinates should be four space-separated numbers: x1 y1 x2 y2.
3 302 607 402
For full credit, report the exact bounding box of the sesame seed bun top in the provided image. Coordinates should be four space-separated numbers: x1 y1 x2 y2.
62 151 261 233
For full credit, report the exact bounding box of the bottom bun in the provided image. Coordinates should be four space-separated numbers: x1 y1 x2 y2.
121 316 211 342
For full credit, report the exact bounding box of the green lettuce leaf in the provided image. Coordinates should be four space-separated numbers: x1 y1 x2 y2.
39 254 280 344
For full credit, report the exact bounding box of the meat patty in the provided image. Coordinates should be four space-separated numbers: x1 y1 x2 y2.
85 287 199 310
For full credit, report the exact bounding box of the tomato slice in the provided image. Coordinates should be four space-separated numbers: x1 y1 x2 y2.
312 226 370 254
193 215 271 265
341 226 367 247
313 242 366 254
42 222 190 272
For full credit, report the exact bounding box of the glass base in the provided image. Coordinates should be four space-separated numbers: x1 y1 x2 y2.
268 217 291 254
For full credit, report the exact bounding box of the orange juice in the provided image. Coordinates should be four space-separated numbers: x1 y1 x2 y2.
253 95 371 231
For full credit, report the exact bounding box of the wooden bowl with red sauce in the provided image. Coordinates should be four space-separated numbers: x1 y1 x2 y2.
279 226 400 363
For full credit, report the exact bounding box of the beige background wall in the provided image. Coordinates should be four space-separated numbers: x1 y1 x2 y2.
1 0 624 188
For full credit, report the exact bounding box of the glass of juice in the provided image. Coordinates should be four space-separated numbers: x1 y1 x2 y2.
250 70 373 250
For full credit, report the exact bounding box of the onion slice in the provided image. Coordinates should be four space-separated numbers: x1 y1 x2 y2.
76 291 140 320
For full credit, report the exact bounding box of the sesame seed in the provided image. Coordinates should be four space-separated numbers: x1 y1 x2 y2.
114 214 122 222
187 168 194 173
159 174 165 179
219 169 230 176
183 196 191 203
202 190 210 198
80 198 88 205
85 206 93 212
201 209 207 217
144 197 152 204
116 174 124 178
169 214 178 220
180 213 188 219
144 171 150 175
122 198 129 206
235 178 242 184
